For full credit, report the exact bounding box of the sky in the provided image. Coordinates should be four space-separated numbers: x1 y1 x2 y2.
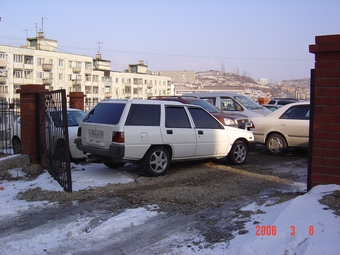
1 156 340 254
0 0 339 82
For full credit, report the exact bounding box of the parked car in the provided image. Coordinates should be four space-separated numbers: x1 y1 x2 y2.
261 104 281 112
75 99 255 176
149 96 250 129
11 108 88 160
249 101 310 155
181 92 272 118
267 98 299 106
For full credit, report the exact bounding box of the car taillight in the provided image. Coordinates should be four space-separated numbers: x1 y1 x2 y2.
112 132 124 143
77 127 82 137
249 122 255 129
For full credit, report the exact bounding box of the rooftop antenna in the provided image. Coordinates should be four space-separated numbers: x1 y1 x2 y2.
21 29 31 38
41 13 48 34
96 42 103 54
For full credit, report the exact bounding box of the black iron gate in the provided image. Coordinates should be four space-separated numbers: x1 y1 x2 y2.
37 90 72 192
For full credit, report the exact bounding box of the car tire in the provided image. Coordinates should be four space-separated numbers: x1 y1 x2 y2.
227 140 248 165
12 137 21 154
142 146 170 177
266 133 287 156
104 162 125 169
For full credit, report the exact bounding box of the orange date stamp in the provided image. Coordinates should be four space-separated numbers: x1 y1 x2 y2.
255 225 314 236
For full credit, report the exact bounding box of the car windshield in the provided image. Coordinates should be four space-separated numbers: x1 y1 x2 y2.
48 110 87 127
67 110 87 126
234 95 263 110
186 99 220 113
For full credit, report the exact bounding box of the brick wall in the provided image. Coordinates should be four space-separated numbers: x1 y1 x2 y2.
309 34 340 188
17 84 48 163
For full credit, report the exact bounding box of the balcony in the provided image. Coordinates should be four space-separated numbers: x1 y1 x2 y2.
72 67 81 73
0 59 6 67
105 81 112 87
104 92 112 98
42 78 53 85
72 79 81 86
42 63 53 71
85 68 92 74
147 83 153 88
0 77 6 83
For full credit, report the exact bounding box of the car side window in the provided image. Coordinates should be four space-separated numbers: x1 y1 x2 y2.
280 105 310 120
188 107 223 129
165 106 191 128
220 98 242 111
125 104 160 126
83 103 126 125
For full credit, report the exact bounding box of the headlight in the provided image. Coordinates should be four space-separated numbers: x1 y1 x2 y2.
223 118 237 126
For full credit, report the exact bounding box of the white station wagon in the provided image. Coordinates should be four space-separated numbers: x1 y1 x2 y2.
75 99 255 176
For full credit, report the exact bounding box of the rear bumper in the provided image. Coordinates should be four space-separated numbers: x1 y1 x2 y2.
75 138 125 160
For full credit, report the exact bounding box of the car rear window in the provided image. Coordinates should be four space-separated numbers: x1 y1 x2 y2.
125 104 160 126
82 103 126 125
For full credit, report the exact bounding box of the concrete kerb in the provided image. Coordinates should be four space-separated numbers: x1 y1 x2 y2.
0 154 30 172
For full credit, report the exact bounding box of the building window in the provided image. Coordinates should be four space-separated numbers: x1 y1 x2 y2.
68 61 72 68
93 75 99 82
58 73 63 81
37 58 44 65
24 56 33 65
13 84 21 93
58 59 64 67
14 70 23 78
37 72 44 79
122 78 125 83
0 85 8 93
85 62 92 68
0 52 8 61
24 70 33 79
13 55 23 63
116 77 119 83
85 86 92 94
49 59 53 64
76 61 82 67
93 86 99 94
68 74 72 81
85 74 91 81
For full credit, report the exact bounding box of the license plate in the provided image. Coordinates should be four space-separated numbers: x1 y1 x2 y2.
88 129 104 139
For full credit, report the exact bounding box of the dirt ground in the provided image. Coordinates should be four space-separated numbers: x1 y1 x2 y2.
2 146 340 253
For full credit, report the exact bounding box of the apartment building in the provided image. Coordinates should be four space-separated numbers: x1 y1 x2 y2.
0 32 172 104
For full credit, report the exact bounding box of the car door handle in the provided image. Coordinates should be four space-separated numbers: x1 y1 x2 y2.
198 130 203 135
167 130 173 134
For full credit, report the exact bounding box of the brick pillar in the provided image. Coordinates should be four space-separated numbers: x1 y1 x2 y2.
68 92 86 111
309 34 340 188
18 84 48 163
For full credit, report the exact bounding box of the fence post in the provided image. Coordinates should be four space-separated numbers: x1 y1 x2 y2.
68 92 86 111
17 84 48 163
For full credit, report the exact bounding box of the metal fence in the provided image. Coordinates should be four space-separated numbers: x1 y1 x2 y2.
0 98 20 155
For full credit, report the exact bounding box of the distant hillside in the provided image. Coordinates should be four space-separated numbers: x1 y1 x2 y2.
196 70 257 86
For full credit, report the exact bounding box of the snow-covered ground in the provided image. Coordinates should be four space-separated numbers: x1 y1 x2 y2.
1 160 339 255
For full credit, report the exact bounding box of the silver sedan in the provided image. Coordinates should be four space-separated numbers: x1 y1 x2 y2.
249 101 310 155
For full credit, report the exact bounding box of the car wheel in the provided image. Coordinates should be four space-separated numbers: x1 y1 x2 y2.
266 133 287 156
142 146 170 177
12 137 21 154
227 140 248 165
104 162 125 169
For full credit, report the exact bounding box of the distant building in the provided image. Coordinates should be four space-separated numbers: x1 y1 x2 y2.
258 78 268 85
150 70 196 84
0 32 171 103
